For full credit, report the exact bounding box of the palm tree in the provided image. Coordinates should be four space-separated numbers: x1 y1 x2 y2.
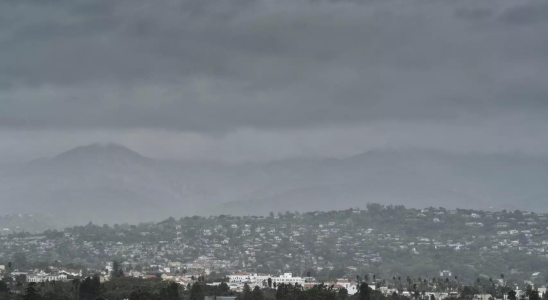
407 276 412 291
432 278 438 294
489 277 496 298
476 278 484 296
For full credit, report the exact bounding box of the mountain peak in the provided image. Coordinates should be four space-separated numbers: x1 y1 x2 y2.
53 143 146 162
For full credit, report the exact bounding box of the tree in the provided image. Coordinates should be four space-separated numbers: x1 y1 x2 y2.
129 291 159 300
12 252 27 269
243 283 252 300
112 261 124 278
159 282 179 300
72 279 81 300
219 282 230 296
251 286 264 300
518 233 528 245
299 283 337 300
339 287 349 300
268 278 272 289
462 286 479 299
16 274 27 284
275 283 296 300
189 283 204 300
508 290 517 300
78 276 101 300
358 283 371 300
530 291 540 300
23 283 40 300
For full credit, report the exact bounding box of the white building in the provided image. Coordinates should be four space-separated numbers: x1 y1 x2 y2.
27 271 68 283
271 273 305 286
228 272 271 285
228 272 306 287
336 279 359 295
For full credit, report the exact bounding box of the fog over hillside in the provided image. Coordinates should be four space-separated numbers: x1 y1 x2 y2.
0 143 546 226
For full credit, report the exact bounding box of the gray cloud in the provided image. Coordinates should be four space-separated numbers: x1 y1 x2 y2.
1 0 548 164
499 1 548 25
1 0 547 133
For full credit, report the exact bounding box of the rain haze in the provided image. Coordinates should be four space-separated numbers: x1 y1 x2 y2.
1 0 548 224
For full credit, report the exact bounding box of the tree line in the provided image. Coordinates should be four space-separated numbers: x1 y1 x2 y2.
1 275 546 300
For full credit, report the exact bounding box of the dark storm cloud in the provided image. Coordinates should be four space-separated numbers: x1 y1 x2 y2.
499 1 548 25
1 0 548 132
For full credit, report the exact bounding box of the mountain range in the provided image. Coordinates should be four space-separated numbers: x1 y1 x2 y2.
0 143 547 226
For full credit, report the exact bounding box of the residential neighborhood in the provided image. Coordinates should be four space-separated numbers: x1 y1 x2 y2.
0 206 547 288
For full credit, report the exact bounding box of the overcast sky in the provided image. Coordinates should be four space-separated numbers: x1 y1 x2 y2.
1 0 547 163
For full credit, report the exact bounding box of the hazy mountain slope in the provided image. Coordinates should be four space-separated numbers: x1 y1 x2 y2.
204 150 548 215
204 160 482 216
0 143 288 224
0 213 66 234
0 144 547 226
0 144 196 224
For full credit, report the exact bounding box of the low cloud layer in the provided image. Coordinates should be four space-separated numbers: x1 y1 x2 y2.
1 0 547 161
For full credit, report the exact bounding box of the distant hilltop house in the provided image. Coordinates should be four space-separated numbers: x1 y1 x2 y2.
440 270 452 277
